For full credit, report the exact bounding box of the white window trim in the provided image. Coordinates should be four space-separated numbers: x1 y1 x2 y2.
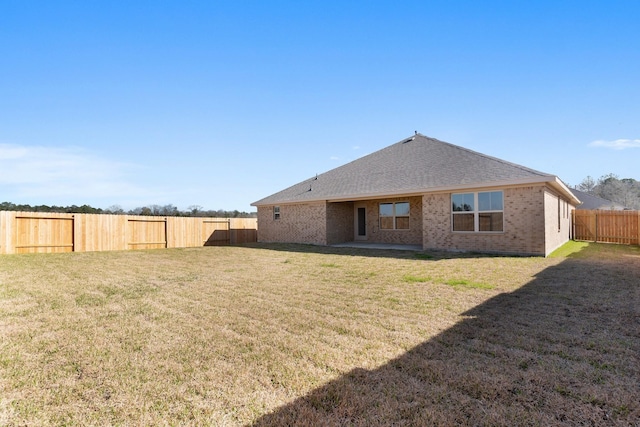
451 191 504 233
273 206 281 220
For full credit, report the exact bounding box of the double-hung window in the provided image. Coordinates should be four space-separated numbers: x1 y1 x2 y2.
452 191 503 232
379 202 410 230
273 206 281 220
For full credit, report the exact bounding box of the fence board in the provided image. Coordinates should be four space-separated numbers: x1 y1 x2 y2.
75 214 128 252
573 210 639 245
203 219 230 246
0 211 12 254
0 211 257 254
229 218 258 244
167 217 204 248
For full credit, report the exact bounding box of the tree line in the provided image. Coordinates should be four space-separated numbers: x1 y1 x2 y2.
575 174 640 210
3 173 637 215
0 202 257 218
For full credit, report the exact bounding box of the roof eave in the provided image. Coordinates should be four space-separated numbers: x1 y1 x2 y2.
547 177 581 205
252 176 581 206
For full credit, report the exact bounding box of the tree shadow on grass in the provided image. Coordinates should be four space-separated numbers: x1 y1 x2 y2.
251 247 640 426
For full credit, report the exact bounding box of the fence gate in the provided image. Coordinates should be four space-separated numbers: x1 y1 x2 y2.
15 215 74 253
202 219 230 246
127 217 168 250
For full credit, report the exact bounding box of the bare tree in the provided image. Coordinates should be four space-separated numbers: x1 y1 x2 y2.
578 173 640 209
576 176 596 193
188 205 203 216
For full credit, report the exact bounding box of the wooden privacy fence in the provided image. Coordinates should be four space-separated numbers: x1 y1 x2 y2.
0 211 257 254
573 210 640 245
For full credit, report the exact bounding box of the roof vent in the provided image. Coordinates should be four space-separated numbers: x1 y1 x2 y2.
403 137 415 143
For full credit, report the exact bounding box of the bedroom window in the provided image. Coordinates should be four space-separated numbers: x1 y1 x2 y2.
452 191 503 232
273 206 281 220
379 202 410 230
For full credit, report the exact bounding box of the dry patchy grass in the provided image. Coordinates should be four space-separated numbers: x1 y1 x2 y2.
0 243 638 426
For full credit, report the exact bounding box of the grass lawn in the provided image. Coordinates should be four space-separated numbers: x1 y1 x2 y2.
1 242 639 426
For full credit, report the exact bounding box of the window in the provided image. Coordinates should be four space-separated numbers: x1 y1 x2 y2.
452 191 503 232
379 202 410 230
273 206 280 220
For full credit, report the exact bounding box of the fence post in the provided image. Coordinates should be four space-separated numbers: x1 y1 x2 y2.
164 217 168 248
72 214 75 252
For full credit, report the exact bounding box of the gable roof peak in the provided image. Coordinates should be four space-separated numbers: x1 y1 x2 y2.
252 133 568 206
406 133 552 177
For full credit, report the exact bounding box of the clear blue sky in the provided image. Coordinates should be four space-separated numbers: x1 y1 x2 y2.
1 1 638 212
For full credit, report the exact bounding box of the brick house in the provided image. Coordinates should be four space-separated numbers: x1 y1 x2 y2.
252 134 580 256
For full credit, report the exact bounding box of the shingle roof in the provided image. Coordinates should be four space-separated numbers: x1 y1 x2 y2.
571 189 627 210
252 134 565 206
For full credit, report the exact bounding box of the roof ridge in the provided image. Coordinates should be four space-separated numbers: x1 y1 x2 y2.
412 134 552 177
252 133 568 207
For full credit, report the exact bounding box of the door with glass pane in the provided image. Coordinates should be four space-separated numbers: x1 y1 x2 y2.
355 204 367 240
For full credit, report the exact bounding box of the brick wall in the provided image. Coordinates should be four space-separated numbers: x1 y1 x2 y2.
543 187 574 255
257 202 327 245
257 186 574 255
356 196 423 245
257 196 423 247
423 186 548 256
326 202 354 245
